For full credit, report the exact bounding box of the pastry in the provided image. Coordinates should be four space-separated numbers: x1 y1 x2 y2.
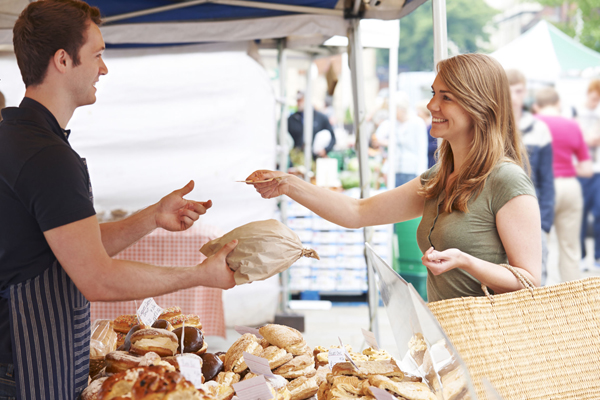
160 306 183 320
331 360 403 380
99 365 201 400
273 354 316 379
223 333 262 373
169 314 202 330
287 376 319 400
130 328 179 357
214 371 240 386
115 332 126 349
441 367 468 400
117 324 143 352
260 346 293 370
367 375 436 400
112 314 140 334
81 376 107 400
173 326 205 354
105 350 144 374
203 381 235 400
314 366 331 387
258 324 307 356
408 333 427 366
316 381 330 400
195 339 208 356
201 353 224 381
152 319 175 331
328 375 368 397
132 368 198 399
362 347 392 361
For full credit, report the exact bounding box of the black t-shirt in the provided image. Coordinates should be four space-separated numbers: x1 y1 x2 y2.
288 110 336 154
0 98 96 363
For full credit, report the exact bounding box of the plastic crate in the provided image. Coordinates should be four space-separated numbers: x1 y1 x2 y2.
394 218 424 261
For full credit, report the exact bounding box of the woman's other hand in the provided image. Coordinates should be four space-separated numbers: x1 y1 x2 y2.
245 170 291 199
421 247 468 275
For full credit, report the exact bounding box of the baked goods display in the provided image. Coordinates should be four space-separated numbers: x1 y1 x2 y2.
87 315 444 400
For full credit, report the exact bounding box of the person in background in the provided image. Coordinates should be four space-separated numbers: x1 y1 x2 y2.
534 86 592 283
0 91 4 122
1 1 236 397
374 95 428 187
288 90 336 158
506 69 554 285
248 54 541 302
416 100 436 168
574 80 600 271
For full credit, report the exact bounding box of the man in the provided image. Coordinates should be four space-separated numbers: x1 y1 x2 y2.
1 1 236 398
374 96 428 187
506 69 554 285
574 80 600 271
288 91 336 158
0 90 4 121
534 87 592 283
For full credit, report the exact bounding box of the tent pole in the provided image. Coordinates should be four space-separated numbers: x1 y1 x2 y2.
348 18 379 343
303 55 315 182
277 40 291 314
432 0 448 68
387 21 400 272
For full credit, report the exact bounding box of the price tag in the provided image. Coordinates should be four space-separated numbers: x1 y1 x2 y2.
369 387 395 400
176 354 203 388
244 352 275 377
233 375 274 400
338 337 359 370
328 348 346 370
361 328 379 350
137 298 163 327
235 325 263 339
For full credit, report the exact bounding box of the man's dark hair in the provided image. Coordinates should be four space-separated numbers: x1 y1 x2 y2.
13 0 102 87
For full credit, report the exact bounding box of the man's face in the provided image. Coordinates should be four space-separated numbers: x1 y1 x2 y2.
68 22 108 107
509 82 526 112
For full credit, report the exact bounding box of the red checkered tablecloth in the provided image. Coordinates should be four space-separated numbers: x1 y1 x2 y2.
90 223 227 337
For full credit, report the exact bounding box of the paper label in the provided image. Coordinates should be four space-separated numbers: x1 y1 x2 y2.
361 328 379 350
244 352 275 377
235 325 263 339
136 298 163 327
338 337 359 370
369 387 395 400
233 375 274 400
176 355 203 388
328 348 346 370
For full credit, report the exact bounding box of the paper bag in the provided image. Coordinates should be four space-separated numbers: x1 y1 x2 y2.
199 219 319 285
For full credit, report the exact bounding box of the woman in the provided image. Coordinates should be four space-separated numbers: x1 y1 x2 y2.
247 54 541 301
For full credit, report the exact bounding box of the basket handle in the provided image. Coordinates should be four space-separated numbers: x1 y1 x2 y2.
481 263 535 303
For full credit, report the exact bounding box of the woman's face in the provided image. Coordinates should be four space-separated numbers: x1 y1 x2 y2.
427 75 474 144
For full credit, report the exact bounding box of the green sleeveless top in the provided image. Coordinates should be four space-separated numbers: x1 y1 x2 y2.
416 162 536 302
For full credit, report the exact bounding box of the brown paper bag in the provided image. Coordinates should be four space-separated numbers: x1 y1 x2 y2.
199 219 319 285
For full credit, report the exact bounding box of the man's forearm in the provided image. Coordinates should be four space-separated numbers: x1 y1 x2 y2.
100 204 158 256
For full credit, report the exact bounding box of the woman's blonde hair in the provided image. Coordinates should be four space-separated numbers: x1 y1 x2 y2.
420 53 529 213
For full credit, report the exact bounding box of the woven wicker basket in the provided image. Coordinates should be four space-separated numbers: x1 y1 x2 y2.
428 274 600 400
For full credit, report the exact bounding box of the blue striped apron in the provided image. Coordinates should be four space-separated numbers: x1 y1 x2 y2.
7 260 90 399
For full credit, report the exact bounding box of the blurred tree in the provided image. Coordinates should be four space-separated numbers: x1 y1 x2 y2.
535 0 600 52
376 0 497 72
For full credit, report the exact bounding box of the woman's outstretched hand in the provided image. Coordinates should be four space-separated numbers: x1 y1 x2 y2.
245 170 291 199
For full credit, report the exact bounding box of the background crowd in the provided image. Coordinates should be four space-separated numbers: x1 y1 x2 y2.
285 73 600 287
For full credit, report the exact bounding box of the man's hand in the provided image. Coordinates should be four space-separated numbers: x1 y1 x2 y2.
155 180 212 232
197 240 238 289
